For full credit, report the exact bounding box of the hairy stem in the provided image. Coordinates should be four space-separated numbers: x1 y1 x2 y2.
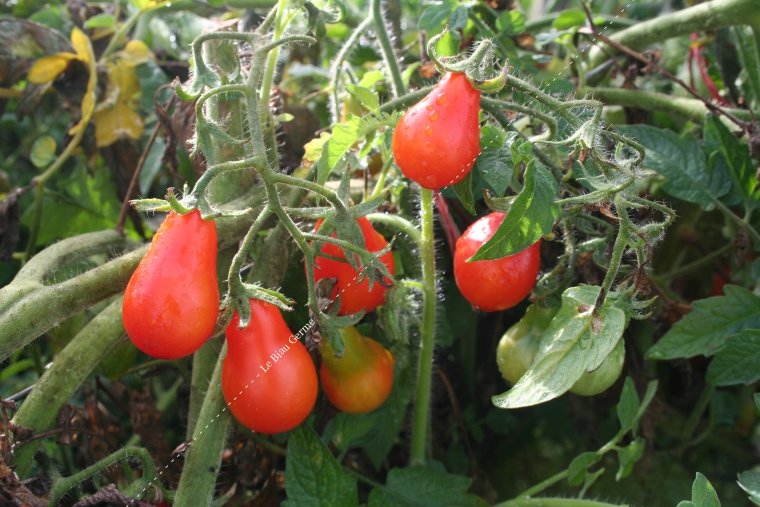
371 0 405 98
410 188 437 464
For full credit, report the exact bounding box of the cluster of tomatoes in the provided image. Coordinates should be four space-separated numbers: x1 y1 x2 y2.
122 210 397 434
121 71 568 435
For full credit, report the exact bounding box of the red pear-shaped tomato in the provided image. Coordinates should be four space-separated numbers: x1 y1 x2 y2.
392 72 481 190
313 217 395 315
222 300 318 434
320 326 394 414
123 210 219 359
454 212 540 312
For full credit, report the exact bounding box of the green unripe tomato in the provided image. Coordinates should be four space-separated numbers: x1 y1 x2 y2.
569 339 625 396
496 305 625 397
496 304 556 385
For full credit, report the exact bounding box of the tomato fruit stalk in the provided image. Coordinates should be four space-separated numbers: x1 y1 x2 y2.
392 72 481 190
123 210 219 359
497 304 625 396
312 217 395 315
454 212 541 312
320 326 395 414
222 299 318 434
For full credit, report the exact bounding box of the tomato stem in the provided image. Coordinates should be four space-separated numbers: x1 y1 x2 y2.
371 0 405 98
410 187 437 465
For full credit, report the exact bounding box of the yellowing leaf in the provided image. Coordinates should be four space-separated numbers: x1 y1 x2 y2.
106 61 140 100
27 53 74 84
70 91 95 135
94 102 144 147
122 40 152 66
70 27 93 65
303 132 331 163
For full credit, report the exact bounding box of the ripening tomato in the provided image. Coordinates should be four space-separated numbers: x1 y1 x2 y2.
313 217 395 315
496 304 625 397
454 212 540 312
392 72 481 190
222 299 318 434
123 210 219 359
320 326 394 414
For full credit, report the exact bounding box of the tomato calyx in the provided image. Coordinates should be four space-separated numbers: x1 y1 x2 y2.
426 28 508 94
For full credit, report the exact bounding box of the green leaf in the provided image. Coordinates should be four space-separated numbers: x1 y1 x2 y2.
448 5 468 31
283 425 358 507
471 160 558 260
706 330 760 386
617 125 730 210
704 115 760 207
615 437 644 481
345 85 379 113
492 286 626 409
368 466 487 507
738 470 760 506
475 131 515 197
138 138 167 195
647 285 760 360
552 9 586 30
30 135 56 168
567 452 600 487
452 171 475 215
496 10 526 36
616 377 639 434
677 473 721 507
418 0 456 32
84 13 115 29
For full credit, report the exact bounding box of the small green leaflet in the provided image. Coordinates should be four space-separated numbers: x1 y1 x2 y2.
616 378 658 437
368 466 487 507
283 425 358 507
647 285 760 360
492 286 625 409
452 171 475 215
706 330 760 386
677 473 721 507
618 125 730 211
470 160 558 261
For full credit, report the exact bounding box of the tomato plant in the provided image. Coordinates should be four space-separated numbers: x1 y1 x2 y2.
320 326 395 414
122 210 219 359
312 216 395 315
454 212 541 312
392 72 481 190
222 299 318 434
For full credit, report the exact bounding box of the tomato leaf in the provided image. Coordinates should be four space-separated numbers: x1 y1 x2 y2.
617 125 730 211
615 437 645 481
703 114 760 208
474 130 515 197
647 285 760 360
452 171 475 215
283 425 358 507
676 473 721 507
567 452 600 487
470 160 558 260
367 466 487 507
737 470 760 506
616 378 657 437
492 286 625 409
706 330 760 386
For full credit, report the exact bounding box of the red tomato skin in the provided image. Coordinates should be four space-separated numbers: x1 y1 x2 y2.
392 72 481 190
123 210 219 359
320 327 394 414
313 217 395 315
222 300 318 434
454 212 541 312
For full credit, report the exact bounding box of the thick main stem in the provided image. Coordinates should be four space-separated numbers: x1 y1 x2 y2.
371 0 405 98
410 188 437 465
587 0 760 68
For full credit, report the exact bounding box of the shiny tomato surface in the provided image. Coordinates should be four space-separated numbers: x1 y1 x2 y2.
392 72 481 190
123 210 219 359
222 299 318 434
320 326 394 414
454 212 540 312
